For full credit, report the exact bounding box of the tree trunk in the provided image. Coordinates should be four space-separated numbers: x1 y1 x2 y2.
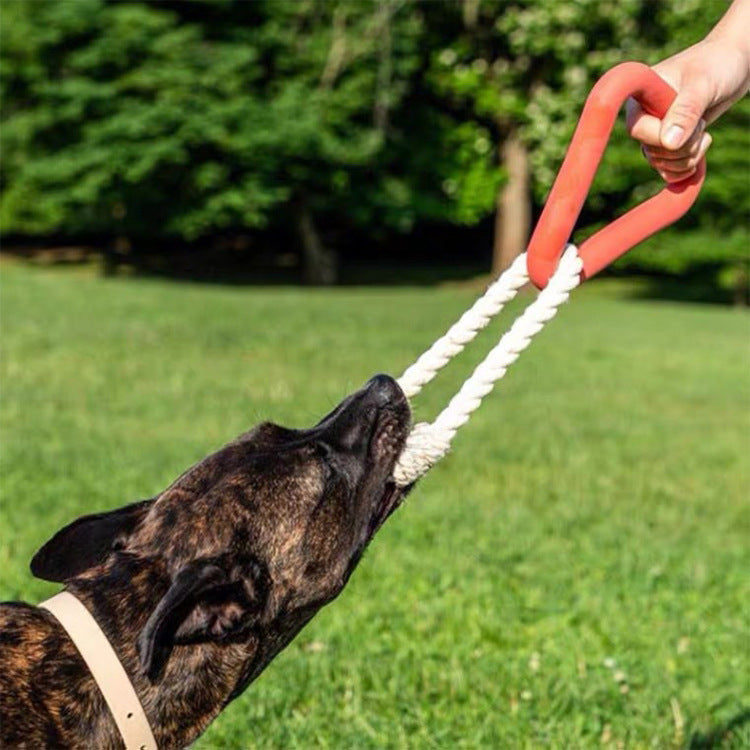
732 261 749 306
294 200 339 286
373 1 392 133
493 130 531 276
103 235 130 276
319 6 347 90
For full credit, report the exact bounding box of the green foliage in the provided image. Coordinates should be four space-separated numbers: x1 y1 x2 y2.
422 0 748 276
425 0 659 198
615 228 749 275
0 0 425 240
2 263 748 746
691 100 750 233
0 0 747 277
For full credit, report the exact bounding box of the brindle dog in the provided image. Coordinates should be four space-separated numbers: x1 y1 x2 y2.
0 374 411 749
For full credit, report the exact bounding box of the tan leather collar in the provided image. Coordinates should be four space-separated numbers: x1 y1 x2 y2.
40 592 158 750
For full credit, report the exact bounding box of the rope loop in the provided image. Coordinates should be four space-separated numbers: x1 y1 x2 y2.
392 245 582 487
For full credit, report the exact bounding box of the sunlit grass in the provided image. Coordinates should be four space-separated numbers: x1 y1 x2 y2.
1 261 748 748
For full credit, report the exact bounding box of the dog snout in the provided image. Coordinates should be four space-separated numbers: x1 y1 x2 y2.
315 375 405 454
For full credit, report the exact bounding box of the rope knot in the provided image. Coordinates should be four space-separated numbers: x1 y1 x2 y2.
392 422 452 487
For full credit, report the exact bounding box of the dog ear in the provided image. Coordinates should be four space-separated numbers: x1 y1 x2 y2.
30 498 155 582
138 557 266 681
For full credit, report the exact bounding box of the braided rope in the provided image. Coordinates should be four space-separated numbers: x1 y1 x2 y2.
392 245 582 487
397 251 530 399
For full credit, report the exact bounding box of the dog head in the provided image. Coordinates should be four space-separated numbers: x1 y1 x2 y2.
31 374 411 689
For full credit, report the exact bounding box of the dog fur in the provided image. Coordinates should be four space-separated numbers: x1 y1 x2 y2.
0 375 411 749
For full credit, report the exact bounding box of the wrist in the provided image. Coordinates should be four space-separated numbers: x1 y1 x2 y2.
705 0 750 65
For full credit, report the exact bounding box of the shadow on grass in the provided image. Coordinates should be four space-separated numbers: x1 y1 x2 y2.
1 244 742 304
689 708 750 749
617 274 738 306
0 243 490 288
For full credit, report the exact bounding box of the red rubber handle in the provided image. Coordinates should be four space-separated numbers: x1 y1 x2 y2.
526 61 706 289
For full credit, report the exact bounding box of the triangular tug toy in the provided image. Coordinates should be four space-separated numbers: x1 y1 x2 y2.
392 62 706 487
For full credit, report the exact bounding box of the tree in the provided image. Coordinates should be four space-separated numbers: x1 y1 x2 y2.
0 0 425 284
424 0 672 273
1 0 746 288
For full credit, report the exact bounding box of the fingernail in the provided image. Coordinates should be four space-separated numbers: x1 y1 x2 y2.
664 125 684 148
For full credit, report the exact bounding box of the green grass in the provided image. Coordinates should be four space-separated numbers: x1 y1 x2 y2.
1 261 748 749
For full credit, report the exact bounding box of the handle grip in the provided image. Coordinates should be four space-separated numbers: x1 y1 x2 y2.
526 62 706 289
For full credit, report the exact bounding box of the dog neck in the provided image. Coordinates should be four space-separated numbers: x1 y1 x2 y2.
40 592 157 749
67 554 261 748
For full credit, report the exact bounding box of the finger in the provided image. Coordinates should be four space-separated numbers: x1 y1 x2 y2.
643 123 706 161
626 98 663 148
647 133 713 173
645 133 711 183
657 166 699 183
659 81 712 150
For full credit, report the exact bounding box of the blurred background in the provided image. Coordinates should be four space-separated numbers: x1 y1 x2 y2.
2 2 749 747
1 0 748 297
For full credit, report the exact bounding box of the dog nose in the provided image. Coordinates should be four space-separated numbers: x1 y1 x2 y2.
313 374 406 454
364 374 403 407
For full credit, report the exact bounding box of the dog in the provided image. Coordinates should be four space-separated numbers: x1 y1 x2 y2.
0 374 411 748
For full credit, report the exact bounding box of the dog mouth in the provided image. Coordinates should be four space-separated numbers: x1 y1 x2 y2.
366 392 411 535
369 394 410 462
368 480 404 537
314 374 411 539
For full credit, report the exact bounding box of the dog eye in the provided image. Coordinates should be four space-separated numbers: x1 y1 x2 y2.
311 442 339 481
312 442 333 462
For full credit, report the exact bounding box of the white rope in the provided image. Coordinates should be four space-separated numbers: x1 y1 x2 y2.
392 244 582 487
397 251 530 399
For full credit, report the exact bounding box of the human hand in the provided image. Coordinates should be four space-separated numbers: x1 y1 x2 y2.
627 34 750 183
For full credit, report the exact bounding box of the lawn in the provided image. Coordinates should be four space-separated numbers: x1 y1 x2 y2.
1 261 748 749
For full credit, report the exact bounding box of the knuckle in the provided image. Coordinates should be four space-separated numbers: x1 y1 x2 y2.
657 156 692 171
669 98 704 126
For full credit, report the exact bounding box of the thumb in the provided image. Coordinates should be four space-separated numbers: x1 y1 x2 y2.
660 83 710 150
